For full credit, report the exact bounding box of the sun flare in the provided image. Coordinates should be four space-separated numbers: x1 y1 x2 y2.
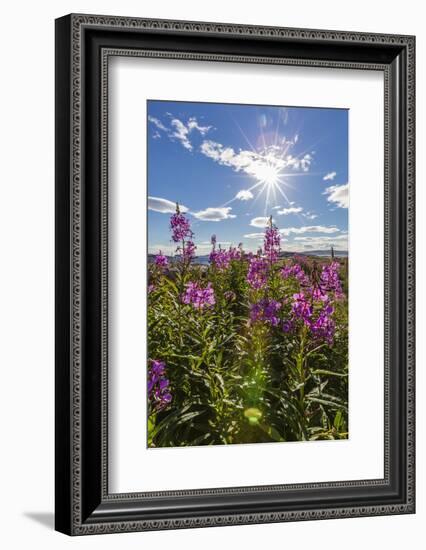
256 164 281 186
248 162 294 215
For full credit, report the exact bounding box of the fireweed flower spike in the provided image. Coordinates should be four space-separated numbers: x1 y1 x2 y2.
170 203 192 243
264 215 281 263
288 284 337 344
309 305 335 345
247 255 268 289
148 359 172 413
209 247 231 270
291 292 313 325
250 299 282 327
183 240 196 261
321 261 344 298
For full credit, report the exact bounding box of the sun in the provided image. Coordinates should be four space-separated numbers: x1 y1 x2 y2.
256 163 281 187
249 162 293 213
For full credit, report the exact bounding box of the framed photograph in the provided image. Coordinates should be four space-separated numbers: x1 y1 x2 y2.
55 14 415 535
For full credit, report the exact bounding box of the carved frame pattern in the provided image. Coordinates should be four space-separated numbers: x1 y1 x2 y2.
55 13 415 535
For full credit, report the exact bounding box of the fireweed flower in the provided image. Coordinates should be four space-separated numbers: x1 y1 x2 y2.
148 284 156 294
250 299 282 327
289 292 336 343
280 259 341 343
210 234 217 247
148 359 172 413
280 265 293 279
309 305 335 344
281 263 310 286
155 251 168 268
209 246 241 269
228 246 242 261
291 292 313 324
264 218 281 263
182 281 216 310
320 261 343 298
312 287 329 302
182 240 196 261
170 204 192 243
169 204 196 262
282 319 294 333
247 255 268 289
209 248 231 270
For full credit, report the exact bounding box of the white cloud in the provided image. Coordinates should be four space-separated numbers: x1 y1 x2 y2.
148 196 188 214
303 211 318 220
323 171 337 181
243 233 289 246
148 114 212 151
235 189 254 201
170 118 193 150
200 241 232 246
280 225 340 236
149 241 237 256
148 116 169 133
294 234 347 242
290 234 348 251
250 216 272 228
186 117 211 135
323 183 349 208
232 228 345 251
277 206 303 215
200 140 313 182
148 244 177 256
298 154 312 172
193 207 236 222
194 243 218 251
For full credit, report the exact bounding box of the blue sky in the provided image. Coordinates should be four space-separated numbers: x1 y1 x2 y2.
147 100 348 256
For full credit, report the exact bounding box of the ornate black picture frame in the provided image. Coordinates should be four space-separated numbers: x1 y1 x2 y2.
55 13 415 535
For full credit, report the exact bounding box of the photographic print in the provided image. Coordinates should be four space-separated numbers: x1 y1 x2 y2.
147 100 349 448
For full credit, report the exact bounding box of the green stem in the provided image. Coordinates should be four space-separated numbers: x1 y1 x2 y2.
177 238 186 348
297 326 308 439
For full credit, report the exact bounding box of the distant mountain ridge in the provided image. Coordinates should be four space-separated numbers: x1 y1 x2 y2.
148 250 348 264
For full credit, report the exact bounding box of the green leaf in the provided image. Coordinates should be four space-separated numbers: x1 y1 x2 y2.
162 277 179 294
306 397 348 412
334 410 343 430
311 369 348 378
